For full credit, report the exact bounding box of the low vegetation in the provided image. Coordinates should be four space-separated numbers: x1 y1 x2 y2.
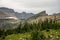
0 19 60 40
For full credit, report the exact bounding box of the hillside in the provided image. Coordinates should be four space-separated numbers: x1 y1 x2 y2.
1 29 60 40
27 11 48 22
27 11 48 20
27 11 60 23
0 7 60 40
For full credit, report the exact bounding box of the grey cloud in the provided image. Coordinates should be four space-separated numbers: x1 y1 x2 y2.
0 0 60 14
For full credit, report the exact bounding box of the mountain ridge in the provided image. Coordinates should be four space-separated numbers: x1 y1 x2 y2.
0 7 34 19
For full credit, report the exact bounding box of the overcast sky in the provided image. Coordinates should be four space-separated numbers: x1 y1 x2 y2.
0 0 60 14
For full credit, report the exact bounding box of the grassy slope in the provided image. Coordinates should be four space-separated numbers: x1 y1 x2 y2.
0 20 60 40
5 33 31 40
3 29 60 40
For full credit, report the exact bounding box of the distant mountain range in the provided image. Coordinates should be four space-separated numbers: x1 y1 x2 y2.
0 7 34 19
15 12 34 19
0 7 49 20
0 7 60 29
0 7 49 23
0 7 35 29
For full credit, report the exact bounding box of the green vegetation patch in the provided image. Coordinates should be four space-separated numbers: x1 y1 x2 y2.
3 29 60 40
5 33 31 40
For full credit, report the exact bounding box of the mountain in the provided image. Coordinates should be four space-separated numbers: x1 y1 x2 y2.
27 11 48 22
0 7 34 19
0 7 15 13
0 10 19 29
0 7 16 17
0 7 60 29
0 7 35 29
27 11 60 23
15 12 34 19
0 9 18 23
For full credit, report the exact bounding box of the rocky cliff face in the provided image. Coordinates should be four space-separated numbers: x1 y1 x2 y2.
0 9 19 29
0 9 18 23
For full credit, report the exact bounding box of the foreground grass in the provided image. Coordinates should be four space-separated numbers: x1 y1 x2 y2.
42 29 60 40
1 29 60 40
4 33 31 40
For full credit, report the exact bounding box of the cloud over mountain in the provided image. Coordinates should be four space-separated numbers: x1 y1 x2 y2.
0 0 60 14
